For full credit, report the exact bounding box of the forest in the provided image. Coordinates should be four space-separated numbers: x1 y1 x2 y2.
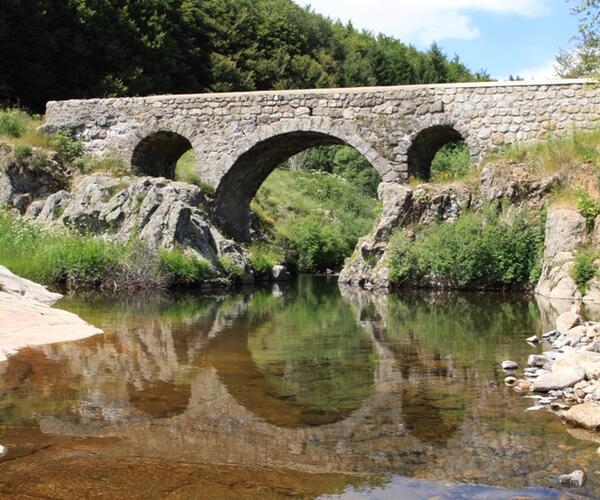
0 0 488 112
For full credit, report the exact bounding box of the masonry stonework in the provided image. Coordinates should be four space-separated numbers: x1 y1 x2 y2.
43 79 600 238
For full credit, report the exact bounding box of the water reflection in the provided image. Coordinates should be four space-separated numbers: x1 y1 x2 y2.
0 278 600 498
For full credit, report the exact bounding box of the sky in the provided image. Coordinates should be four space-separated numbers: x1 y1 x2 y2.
298 0 580 81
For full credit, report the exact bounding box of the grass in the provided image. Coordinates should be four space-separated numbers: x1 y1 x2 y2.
0 109 50 148
487 128 600 175
0 209 216 291
249 244 284 274
251 168 379 272
430 141 472 182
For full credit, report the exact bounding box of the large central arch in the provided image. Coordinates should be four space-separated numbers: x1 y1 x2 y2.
213 125 388 241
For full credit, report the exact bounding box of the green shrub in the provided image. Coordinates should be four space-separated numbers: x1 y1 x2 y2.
571 246 598 294
219 256 245 280
249 244 283 273
279 215 348 272
159 247 212 284
388 208 544 289
0 109 29 138
13 144 32 161
430 142 471 182
49 129 83 162
576 190 600 232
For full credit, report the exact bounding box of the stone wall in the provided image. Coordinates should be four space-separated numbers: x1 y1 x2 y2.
43 79 599 238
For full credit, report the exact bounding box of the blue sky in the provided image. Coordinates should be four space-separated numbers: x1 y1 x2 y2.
299 0 580 80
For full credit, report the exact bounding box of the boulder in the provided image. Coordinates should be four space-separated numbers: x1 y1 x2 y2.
532 367 585 392
553 351 600 379
556 305 582 335
562 403 600 431
271 264 291 282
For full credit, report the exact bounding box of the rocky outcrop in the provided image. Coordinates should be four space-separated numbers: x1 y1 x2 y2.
340 162 559 290
0 266 102 361
0 143 70 213
535 209 600 302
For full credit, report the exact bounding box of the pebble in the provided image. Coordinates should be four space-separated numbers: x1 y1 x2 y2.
504 376 517 387
528 354 547 367
0 445 5 457
557 470 586 487
501 360 518 370
526 335 540 344
543 330 559 339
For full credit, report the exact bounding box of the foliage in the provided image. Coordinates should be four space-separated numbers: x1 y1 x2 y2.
488 128 600 174
556 0 600 78
576 190 600 231
0 109 30 137
0 0 487 113
249 244 284 274
252 168 378 272
13 144 32 161
49 129 83 162
0 209 215 290
388 208 545 289
430 141 471 182
219 256 245 280
158 247 211 284
571 245 598 294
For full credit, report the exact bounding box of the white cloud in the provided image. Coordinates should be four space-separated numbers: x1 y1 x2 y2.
499 60 559 81
301 0 547 44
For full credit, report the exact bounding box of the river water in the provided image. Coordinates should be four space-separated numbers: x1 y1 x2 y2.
1 276 600 498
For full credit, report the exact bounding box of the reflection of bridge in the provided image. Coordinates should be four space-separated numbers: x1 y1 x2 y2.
44 80 598 239
0 286 587 489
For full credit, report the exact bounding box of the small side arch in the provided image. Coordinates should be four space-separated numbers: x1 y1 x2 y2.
406 124 467 181
130 129 195 179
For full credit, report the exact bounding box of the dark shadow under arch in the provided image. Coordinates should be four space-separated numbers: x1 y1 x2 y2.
214 131 375 241
131 131 193 178
407 125 464 181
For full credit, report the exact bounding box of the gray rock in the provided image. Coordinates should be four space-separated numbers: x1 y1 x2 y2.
501 360 518 370
526 335 540 343
557 470 585 488
556 306 582 336
528 354 548 367
532 367 585 392
271 264 291 282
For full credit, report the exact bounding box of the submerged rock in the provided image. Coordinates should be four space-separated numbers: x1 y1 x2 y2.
557 470 586 488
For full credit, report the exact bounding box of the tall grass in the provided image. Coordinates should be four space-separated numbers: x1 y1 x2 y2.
488 128 600 174
0 209 214 291
0 109 50 148
430 141 472 182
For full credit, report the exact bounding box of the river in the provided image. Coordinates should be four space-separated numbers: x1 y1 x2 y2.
0 276 599 498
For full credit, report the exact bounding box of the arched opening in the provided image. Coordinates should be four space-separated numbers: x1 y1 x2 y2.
214 131 380 248
407 125 467 181
131 131 194 179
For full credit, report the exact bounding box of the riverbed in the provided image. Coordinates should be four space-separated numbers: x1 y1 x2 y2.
0 276 599 498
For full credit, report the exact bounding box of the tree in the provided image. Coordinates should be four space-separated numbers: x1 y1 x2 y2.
556 0 600 77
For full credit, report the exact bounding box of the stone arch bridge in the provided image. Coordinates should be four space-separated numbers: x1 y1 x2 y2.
43 79 599 239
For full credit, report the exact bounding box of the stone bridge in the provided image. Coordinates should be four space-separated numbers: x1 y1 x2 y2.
43 79 599 239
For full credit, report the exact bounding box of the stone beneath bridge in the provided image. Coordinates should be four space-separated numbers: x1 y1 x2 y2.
43 79 599 239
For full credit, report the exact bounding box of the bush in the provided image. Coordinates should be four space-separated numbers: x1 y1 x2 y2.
159 247 212 285
430 141 471 182
13 144 32 161
571 246 598 294
49 129 83 162
0 109 30 138
279 215 348 272
576 190 600 232
388 208 544 289
249 244 283 274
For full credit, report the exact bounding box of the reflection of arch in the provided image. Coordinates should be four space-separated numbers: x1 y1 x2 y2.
214 123 386 240
407 125 465 180
131 131 193 178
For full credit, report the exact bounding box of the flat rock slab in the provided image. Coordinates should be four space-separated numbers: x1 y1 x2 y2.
553 351 600 379
0 265 62 304
0 292 103 361
562 403 600 431
532 367 585 392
